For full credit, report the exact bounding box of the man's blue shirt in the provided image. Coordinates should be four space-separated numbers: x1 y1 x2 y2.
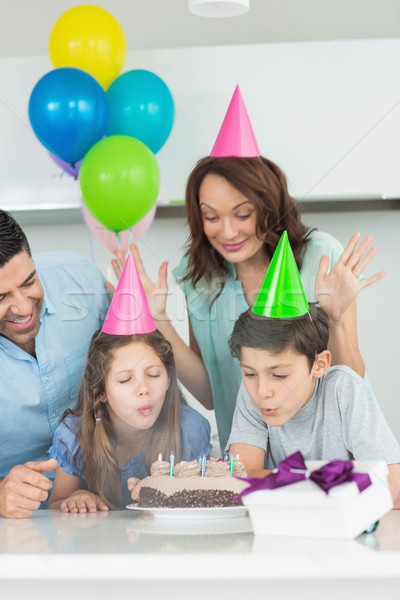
0 251 110 478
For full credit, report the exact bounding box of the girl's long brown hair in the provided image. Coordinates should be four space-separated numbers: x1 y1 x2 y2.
62 330 183 509
183 156 313 300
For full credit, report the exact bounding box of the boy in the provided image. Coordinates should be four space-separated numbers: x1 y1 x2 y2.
227 304 400 508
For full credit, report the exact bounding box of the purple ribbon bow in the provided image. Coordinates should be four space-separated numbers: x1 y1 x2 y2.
236 451 371 499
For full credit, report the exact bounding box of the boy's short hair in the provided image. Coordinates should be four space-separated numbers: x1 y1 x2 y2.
0 210 31 267
229 303 330 371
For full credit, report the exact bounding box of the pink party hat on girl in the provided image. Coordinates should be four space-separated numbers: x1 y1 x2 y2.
102 254 156 335
210 85 260 157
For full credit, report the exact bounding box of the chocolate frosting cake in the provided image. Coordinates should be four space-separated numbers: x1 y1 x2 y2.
138 458 249 509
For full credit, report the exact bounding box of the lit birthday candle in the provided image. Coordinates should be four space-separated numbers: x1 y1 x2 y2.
158 452 162 461
201 455 206 477
169 452 175 477
229 454 234 475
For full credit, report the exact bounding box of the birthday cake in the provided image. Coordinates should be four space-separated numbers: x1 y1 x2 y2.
138 457 249 508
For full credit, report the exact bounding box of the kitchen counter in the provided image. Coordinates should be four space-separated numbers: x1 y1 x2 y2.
0 508 399 599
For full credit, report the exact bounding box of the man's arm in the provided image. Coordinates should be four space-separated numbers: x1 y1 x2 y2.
0 459 57 519
227 382 269 469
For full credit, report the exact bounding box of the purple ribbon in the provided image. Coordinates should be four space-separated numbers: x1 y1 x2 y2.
236 451 371 499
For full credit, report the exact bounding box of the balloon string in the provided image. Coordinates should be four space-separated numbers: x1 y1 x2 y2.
71 162 78 181
129 229 133 249
60 162 76 179
88 231 96 264
117 232 122 251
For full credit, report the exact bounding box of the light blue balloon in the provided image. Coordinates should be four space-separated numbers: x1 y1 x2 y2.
28 68 108 164
106 69 174 154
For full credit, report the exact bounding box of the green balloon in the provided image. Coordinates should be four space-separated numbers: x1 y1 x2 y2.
79 135 160 232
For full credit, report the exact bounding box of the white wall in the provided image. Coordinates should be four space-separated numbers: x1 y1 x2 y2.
1 38 400 211
303 209 400 441
23 208 400 444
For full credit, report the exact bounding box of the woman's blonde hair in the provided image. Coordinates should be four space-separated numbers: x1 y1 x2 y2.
62 330 184 508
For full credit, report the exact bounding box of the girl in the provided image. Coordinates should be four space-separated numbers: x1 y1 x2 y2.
48 329 212 512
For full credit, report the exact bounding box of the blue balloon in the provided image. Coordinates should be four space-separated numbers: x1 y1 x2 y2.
106 69 174 154
29 68 108 164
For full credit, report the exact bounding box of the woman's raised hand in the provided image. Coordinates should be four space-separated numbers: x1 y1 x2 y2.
314 232 386 321
108 244 169 321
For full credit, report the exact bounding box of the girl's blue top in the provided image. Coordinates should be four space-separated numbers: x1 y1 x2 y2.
49 405 212 506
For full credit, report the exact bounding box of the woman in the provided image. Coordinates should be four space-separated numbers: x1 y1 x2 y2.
113 87 384 451
112 155 384 453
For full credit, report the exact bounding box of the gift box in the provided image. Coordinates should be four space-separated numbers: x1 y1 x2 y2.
240 455 393 539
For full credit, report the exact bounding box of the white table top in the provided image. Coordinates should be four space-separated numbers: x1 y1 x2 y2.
0 508 399 582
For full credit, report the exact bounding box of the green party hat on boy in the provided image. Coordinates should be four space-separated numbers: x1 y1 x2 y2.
252 231 309 318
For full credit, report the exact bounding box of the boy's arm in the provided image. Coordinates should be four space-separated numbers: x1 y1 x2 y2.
335 371 400 506
387 464 400 509
227 382 270 471
230 443 272 479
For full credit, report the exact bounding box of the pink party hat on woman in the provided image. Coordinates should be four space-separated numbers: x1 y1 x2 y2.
210 85 260 157
102 254 156 335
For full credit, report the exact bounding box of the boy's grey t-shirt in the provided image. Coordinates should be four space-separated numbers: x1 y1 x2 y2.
227 365 400 468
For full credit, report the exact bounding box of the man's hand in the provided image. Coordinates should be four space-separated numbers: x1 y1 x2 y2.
0 458 57 519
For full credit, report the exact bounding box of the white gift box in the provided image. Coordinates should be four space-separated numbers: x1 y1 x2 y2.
242 460 393 539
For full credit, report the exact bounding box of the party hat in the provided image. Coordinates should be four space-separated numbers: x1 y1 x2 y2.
252 231 309 319
102 254 156 335
210 85 260 157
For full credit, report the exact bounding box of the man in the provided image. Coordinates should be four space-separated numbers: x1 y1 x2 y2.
0 210 110 518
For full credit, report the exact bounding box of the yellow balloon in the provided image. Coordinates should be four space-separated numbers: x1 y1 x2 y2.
49 5 127 90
